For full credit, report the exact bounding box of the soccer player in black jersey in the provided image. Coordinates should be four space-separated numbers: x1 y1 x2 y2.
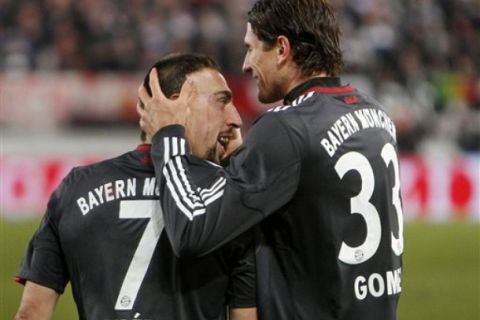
138 0 404 319
15 53 257 320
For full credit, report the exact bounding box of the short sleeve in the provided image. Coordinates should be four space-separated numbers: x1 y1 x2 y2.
16 183 69 294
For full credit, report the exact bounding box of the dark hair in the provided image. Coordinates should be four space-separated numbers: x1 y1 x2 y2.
247 0 343 76
143 52 220 97
140 53 220 141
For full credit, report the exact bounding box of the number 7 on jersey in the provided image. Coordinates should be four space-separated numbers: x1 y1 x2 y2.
115 200 164 310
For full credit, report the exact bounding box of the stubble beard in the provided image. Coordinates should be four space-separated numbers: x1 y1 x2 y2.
205 146 220 164
258 81 285 104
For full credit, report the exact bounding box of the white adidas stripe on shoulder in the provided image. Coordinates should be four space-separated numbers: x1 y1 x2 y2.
163 137 187 162
204 189 224 206
199 177 226 197
267 91 315 113
167 160 202 208
162 153 226 220
163 166 200 220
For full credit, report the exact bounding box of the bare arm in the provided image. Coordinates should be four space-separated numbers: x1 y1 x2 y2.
230 307 258 320
15 281 59 320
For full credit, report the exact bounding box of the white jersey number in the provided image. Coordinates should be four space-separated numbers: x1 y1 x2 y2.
335 143 404 265
114 200 164 310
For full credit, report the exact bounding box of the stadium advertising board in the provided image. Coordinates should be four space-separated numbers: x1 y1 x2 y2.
1 154 479 221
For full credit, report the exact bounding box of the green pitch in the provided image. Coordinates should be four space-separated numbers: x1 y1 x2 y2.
1 218 479 319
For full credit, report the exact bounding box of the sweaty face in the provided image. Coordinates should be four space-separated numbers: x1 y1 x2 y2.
242 23 284 104
185 68 242 163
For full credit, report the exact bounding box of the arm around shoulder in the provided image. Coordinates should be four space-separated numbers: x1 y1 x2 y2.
15 281 59 320
151 113 300 256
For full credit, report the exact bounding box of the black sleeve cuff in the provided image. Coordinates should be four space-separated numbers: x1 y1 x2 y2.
151 125 189 164
151 124 186 145
16 273 66 294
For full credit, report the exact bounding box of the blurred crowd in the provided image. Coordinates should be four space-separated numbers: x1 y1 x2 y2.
1 0 479 152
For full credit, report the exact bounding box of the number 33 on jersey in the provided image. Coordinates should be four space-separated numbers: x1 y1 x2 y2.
335 142 404 301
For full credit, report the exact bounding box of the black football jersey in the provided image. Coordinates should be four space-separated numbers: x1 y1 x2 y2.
17 145 255 320
150 77 403 320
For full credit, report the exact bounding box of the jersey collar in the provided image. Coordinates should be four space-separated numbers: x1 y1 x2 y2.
136 144 151 152
283 77 354 105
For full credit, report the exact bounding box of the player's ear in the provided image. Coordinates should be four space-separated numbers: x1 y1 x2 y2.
276 35 291 65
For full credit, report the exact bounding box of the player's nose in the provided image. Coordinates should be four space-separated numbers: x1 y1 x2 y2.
226 103 242 129
242 56 252 74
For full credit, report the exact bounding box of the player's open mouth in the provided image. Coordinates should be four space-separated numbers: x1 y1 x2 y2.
218 135 230 148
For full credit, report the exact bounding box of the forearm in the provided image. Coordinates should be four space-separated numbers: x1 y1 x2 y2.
151 121 300 257
151 126 263 256
230 307 258 320
15 281 59 320
157 153 264 256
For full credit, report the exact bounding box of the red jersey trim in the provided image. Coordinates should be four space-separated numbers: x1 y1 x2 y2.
15 276 26 285
136 144 151 152
303 85 355 95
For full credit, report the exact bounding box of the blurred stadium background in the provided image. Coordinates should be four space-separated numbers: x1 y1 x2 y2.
0 0 479 319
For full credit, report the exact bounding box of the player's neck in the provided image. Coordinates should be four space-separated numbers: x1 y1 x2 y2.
285 70 329 95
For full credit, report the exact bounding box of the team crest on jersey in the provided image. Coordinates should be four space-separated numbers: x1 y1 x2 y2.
267 92 315 113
